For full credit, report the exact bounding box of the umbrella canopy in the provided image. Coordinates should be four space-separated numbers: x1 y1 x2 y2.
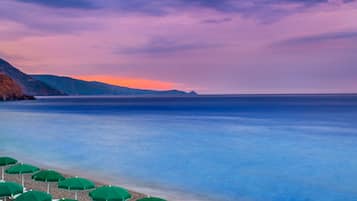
0 157 17 181
32 170 65 193
137 198 167 201
5 163 39 174
89 185 132 201
0 181 23 197
0 157 17 166
58 177 95 190
32 170 65 182
6 163 40 187
14 190 52 201
58 177 95 200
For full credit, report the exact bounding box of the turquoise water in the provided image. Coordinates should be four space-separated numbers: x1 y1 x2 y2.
1 95 357 201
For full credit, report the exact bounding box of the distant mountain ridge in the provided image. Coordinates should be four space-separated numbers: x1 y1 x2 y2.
0 58 63 96
32 74 197 96
0 57 196 96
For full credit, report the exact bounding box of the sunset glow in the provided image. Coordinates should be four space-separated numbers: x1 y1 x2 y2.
75 75 176 90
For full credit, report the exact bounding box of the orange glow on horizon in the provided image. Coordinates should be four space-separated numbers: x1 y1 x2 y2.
74 75 176 90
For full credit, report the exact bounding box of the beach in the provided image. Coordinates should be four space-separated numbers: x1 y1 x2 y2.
3 166 147 201
0 153 209 201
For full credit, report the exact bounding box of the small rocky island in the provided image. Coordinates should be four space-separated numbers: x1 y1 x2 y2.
0 74 35 101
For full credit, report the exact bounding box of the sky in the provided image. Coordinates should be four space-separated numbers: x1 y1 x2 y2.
0 0 357 94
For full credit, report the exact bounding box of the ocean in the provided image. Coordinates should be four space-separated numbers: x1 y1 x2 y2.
1 95 357 201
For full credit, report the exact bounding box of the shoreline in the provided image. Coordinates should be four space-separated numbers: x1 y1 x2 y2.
3 166 146 201
0 152 212 201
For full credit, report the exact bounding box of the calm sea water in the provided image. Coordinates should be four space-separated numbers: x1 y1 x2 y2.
1 95 357 201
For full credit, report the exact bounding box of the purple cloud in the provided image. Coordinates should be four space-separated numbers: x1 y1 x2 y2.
116 37 223 55
0 1 100 39
276 31 357 46
16 0 95 9
13 0 356 18
201 17 232 24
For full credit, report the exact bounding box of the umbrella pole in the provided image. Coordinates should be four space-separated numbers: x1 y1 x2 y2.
21 174 24 187
47 182 50 194
1 167 4 181
75 191 78 200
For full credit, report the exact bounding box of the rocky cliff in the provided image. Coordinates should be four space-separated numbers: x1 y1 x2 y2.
0 74 34 101
0 58 63 96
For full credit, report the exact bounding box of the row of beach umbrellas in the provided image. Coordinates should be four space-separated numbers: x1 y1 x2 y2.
0 157 166 201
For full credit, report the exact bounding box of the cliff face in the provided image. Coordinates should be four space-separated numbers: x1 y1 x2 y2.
0 58 63 96
0 74 34 101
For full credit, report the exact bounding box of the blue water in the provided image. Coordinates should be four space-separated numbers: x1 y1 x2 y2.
1 95 357 201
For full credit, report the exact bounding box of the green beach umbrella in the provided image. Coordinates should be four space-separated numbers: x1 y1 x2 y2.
0 157 17 181
32 170 65 193
14 190 52 201
5 163 40 187
0 181 23 201
89 185 132 201
137 197 167 201
58 177 95 200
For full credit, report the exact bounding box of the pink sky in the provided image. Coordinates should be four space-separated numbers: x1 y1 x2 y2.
1 0 357 93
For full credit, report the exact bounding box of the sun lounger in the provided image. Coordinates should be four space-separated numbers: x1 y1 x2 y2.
10 188 28 200
11 193 22 200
